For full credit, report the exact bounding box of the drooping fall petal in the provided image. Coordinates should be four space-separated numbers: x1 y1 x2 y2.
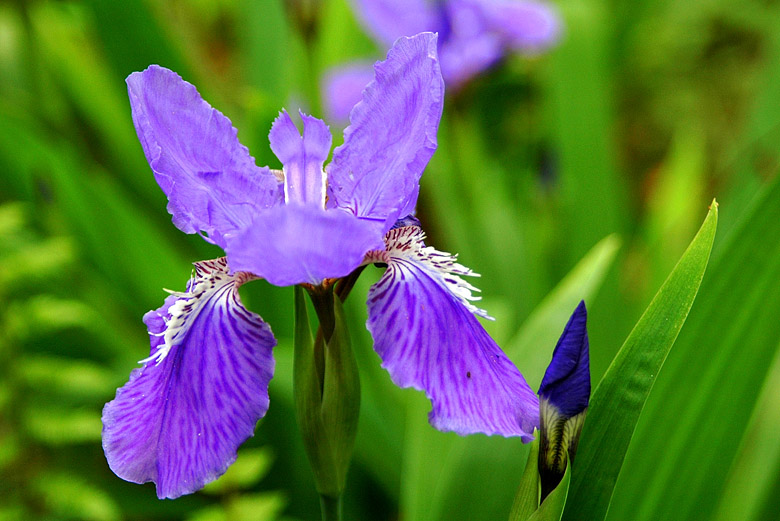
102 258 276 499
365 225 538 439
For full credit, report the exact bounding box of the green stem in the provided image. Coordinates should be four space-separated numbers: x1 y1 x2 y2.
335 266 367 302
319 494 342 521
301 31 322 116
307 285 336 341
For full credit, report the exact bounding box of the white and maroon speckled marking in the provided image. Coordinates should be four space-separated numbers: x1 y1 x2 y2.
141 257 258 365
365 225 492 320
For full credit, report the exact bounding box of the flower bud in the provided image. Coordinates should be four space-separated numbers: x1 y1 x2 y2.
538 300 590 500
293 286 360 500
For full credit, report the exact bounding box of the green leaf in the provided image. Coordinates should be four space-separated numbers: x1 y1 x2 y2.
23 407 101 445
564 201 718 521
400 234 619 521
606 177 780 521
293 287 360 498
29 2 159 202
506 234 621 388
0 111 189 313
545 1 627 265
187 492 287 521
32 472 119 521
293 286 334 490
712 340 780 521
4 296 126 359
0 236 75 294
509 435 541 521
16 355 115 400
319 294 361 493
529 458 570 521
202 447 275 494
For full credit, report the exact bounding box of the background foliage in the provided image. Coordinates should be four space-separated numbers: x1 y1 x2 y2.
1 0 779 519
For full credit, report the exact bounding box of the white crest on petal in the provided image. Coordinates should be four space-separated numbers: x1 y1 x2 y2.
140 257 258 365
379 225 493 320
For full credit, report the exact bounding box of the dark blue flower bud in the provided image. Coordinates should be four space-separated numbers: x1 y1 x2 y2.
538 300 590 500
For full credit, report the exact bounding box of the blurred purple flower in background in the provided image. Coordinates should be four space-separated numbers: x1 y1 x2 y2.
101 33 538 499
324 0 561 122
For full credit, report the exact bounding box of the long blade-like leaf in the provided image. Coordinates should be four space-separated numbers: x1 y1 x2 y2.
564 201 718 521
606 177 780 521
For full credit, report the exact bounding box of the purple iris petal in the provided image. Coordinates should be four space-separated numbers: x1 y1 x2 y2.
269 110 331 206
127 66 282 249
344 0 560 88
366 225 538 439
322 62 376 125
327 33 444 231
225 203 384 287
473 0 561 50
348 0 442 47
439 32 503 88
435 1 504 86
102 258 276 499
538 301 590 418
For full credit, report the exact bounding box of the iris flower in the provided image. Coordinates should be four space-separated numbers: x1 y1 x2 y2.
101 33 537 500
324 0 561 122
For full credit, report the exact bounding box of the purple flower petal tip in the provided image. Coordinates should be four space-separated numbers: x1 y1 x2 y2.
482 0 562 50
322 63 376 125
126 65 282 248
349 0 442 47
101 259 276 498
538 300 590 418
328 32 444 230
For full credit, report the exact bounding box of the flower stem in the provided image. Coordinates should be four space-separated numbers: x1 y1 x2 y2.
301 28 322 117
319 493 342 521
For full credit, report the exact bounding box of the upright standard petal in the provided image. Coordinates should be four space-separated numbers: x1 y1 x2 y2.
365 224 538 439
322 62 376 124
127 66 282 248
349 0 442 46
269 110 331 207
327 33 444 231
102 258 276 499
226 204 384 287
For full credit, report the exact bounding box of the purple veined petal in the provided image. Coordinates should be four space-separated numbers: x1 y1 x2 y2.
101 257 276 499
349 0 443 47
127 65 283 248
436 1 506 86
327 33 445 232
438 31 503 87
225 204 385 287
474 0 561 50
539 300 590 418
269 110 332 207
366 225 538 439
322 62 377 125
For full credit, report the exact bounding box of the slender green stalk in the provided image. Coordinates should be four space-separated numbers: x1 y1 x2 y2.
319 494 342 521
300 28 322 117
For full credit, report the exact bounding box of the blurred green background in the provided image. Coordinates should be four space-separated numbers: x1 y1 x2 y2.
2 0 780 520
